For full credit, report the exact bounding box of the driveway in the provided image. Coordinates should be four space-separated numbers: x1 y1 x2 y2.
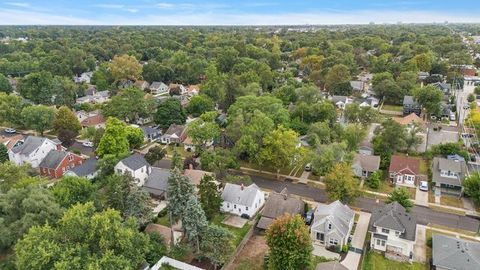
426 125 459 150
413 225 427 263
299 170 310 184
341 211 371 270
415 188 429 207
312 244 340 260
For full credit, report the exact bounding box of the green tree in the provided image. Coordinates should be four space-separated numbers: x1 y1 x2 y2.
21 105 56 135
468 93 476 103
0 186 63 249
387 187 414 212
201 225 234 270
109 54 142 82
0 93 23 125
18 71 54 104
200 149 239 179
145 145 166 165
142 61 173 83
181 194 207 253
366 170 382 189
166 169 195 222
266 214 312 270
187 117 220 149
154 98 187 129
186 95 215 117
126 125 144 149
343 123 367 151
0 73 12 93
14 202 149 270
170 149 183 170
373 119 407 167
344 104 378 125
0 162 45 192
228 95 289 126
97 117 130 157
0 144 8 163
198 174 222 220
412 85 443 116
464 172 480 205
325 64 351 93
53 106 82 146
51 176 96 208
311 142 348 176
405 123 423 152
259 126 302 177
324 163 360 204
103 87 148 122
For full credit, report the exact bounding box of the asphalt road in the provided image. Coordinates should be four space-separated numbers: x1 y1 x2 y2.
244 173 480 233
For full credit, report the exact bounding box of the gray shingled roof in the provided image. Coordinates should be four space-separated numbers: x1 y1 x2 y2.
313 200 354 238
370 202 417 241
119 153 149 171
433 234 480 270
221 183 261 207
68 158 98 177
354 154 380 172
143 167 170 196
315 261 348 270
164 124 185 136
432 157 467 186
11 136 46 155
38 150 69 169
257 188 304 229
331 95 348 104
403 95 415 105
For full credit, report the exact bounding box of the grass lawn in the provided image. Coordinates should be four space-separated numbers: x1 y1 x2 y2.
155 215 170 227
165 145 190 158
364 180 394 195
382 104 403 112
440 195 464 208
418 159 429 175
363 251 427 270
211 214 252 247
406 187 416 200
239 161 292 176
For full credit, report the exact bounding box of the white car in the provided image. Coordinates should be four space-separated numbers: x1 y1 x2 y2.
82 141 94 147
419 181 428 192
305 163 312 171
4 128 16 134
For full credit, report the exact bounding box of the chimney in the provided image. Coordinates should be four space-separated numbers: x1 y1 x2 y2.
189 163 193 170
240 183 244 190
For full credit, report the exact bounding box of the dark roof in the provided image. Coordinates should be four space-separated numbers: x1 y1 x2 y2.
120 153 149 170
143 167 170 196
403 95 418 106
142 126 161 136
39 150 71 169
315 261 348 270
257 188 304 229
369 202 417 241
432 234 480 270
11 136 47 155
68 158 98 177
373 233 388 240
432 157 467 186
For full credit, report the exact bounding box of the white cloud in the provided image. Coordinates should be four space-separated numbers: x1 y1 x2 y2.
93 4 126 9
4 2 30 8
156 3 175 9
0 8 98 24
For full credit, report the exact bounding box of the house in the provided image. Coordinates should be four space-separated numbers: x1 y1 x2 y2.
430 82 450 95
183 136 195 152
64 158 99 180
73 72 93 84
369 202 417 262
315 261 348 270
144 224 182 247
183 169 214 187
160 124 187 144
187 85 200 96
221 183 265 218
350 80 365 92
80 111 106 129
8 136 63 168
331 95 353 109
39 150 83 179
432 157 468 196
135 80 150 90
403 96 421 116
358 141 374 156
432 234 480 270
0 134 25 150
149 82 169 95
150 256 204 270
169 83 187 96
352 153 380 178
115 154 151 186
311 200 354 248
76 90 109 104
142 126 162 142
359 96 379 108
393 113 426 128
389 155 421 187
143 167 170 198
257 188 305 230
418 71 429 81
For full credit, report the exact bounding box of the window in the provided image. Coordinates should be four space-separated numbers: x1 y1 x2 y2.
382 228 390 234
68 155 74 161
329 239 338 245
234 205 236 209
328 223 332 230
227 203 230 208
246 207 249 211
376 239 381 245
381 240 386 246
395 231 400 237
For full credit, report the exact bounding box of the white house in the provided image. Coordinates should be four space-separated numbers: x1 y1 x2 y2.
331 95 353 109
310 200 354 248
74 72 93 84
149 82 169 96
114 154 151 186
8 136 62 168
221 183 265 218
64 158 99 180
369 202 417 262
76 90 110 104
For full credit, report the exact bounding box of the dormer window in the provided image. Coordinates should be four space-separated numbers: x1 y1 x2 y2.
328 223 332 230
382 228 390 234
395 231 400 237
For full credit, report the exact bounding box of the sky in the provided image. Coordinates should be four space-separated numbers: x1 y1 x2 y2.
0 0 480 25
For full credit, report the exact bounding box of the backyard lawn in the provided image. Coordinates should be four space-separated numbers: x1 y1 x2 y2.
382 104 403 112
363 251 427 270
211 214 252 247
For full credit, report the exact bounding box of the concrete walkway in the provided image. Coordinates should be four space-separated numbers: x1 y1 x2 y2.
312 244 340 260
299 170 310 184
413 225 427 263
341 211 371 270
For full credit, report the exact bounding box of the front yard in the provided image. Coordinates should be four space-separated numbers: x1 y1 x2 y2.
440 195 463 208
363 251 427 270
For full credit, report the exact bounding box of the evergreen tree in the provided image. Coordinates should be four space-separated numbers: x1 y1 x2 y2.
198 175 222 220
181 194 207 253
201 225 234 270
0 144 8 163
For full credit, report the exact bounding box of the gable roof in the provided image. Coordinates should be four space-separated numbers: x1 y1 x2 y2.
11 136 52 155
257 188 305 229
393 113 425 127
315 261 348 270
39 150 77 169
350 80 364 90
164 124 185 136
150 81 168 89
119 153 149 171
68 158 98 177
143 167 170 196
331 95 349 104
80 112 106 127
432 157 467 186
403 95 419 106
183 169 213 186
221 183 261 207
142 126 161 136
353 153 380 172
0 134 24 150
312 200 354 238
370 202 416 241
389 155 420 175
432 234 480 270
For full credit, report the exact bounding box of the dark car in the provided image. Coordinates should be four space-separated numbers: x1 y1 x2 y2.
304 210 314 226
240 213 250 220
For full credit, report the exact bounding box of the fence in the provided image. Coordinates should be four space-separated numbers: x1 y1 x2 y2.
221 221 257 270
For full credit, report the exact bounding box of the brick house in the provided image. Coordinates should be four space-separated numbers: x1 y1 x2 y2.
39 150 83 179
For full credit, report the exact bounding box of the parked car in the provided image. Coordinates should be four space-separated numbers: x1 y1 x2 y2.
304 210 314 225
240 213 250 220
82 141 94 147
4 128 16 134
462 133 474 138
305 163 312 171
449 113 456 121
419 181 428 191
464 104 470 110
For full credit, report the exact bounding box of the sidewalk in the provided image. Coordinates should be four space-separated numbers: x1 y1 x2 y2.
341 211 371 270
